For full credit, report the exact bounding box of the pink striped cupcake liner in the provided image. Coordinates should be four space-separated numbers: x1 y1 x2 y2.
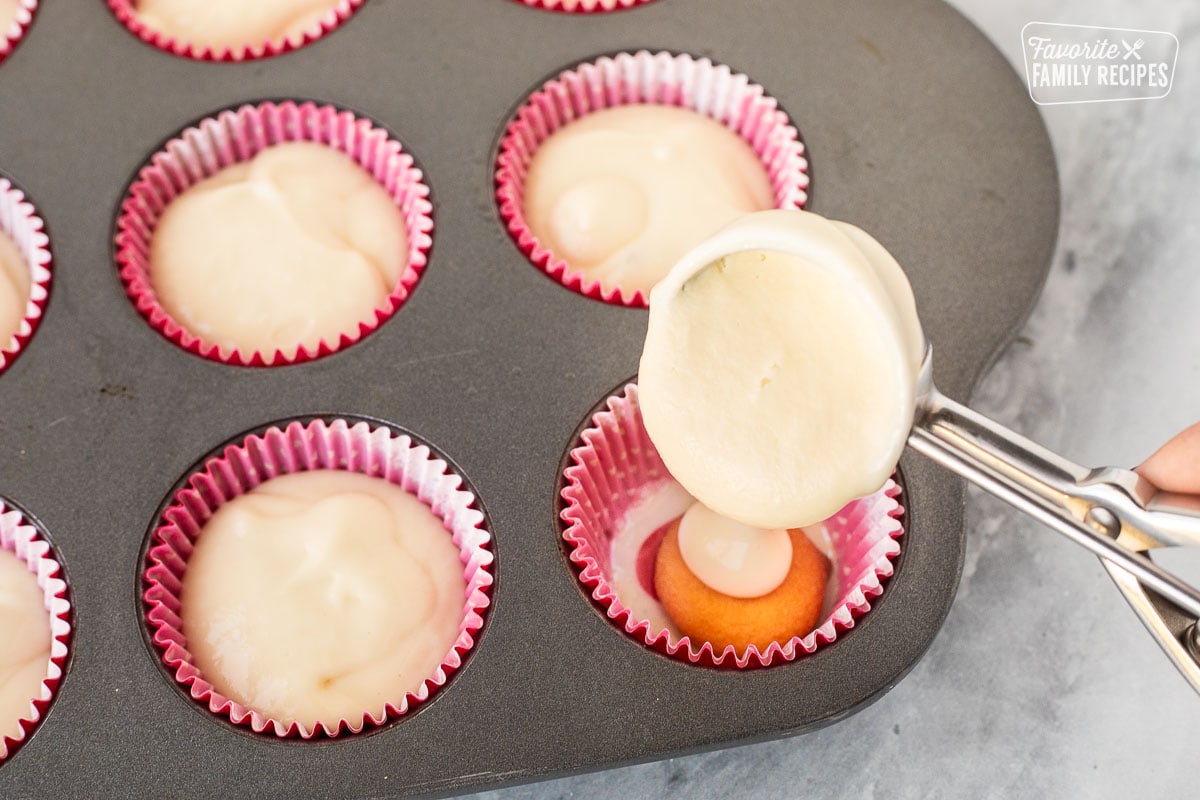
496 49 809 307
115 100 433 367
0 500 73 765
106 0 365 62
0 175 52 377
560 384 904 668
0 0 36 68
514 0 656 13
142 417 494 738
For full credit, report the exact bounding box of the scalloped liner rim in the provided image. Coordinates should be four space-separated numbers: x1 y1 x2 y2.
495 49 810 308
0 0 38 67
104 0 366 62
113 100 434 368
515 0 657 13
141 418 495 738
0 501 73 764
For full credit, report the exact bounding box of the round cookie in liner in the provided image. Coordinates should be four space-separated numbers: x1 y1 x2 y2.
0 174 52 378
0 0 36 67
105 0 365 62
0 499 73 766
141 417 494 738
514 0 656 13
559 383 904 668
495 49 809 307
114 100 434 368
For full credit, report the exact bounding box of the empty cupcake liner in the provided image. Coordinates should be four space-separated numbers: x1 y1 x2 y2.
496 49 809 307
515 0 656 12
560 384 904 668
0 500 73 765
105 0 364 62
142 417 494 738
0 176 53 377
115 100 434 367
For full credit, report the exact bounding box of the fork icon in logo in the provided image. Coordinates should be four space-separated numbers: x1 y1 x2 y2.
1122 38 1146 60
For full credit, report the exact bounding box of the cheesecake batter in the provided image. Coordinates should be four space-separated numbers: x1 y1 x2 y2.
639 209 924 530
150 142 407 360
181 470 466 729
676 501 792 598
2 1 23 35
132 0 343 50
524 105 774 297
0 547 49 744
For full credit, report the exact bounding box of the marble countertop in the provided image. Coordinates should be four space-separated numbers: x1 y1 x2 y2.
465 0 1200 797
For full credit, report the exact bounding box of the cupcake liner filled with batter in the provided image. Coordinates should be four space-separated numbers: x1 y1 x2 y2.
496 49 808 307
115 100 433 367
106 0 364 62
142 418 494 738
560 384 904 668
0 500 72 765
0 0 36 67
0 175 52 378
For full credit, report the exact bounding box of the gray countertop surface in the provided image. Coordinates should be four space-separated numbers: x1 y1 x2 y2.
466 0 1200 797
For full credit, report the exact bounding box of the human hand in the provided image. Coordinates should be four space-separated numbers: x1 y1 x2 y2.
1136 421 1200 494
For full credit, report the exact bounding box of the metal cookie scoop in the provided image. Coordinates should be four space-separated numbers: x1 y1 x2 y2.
909 346 1200 691
650 209 1200 690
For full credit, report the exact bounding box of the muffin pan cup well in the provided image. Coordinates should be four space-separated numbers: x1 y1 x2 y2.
114 99 434 367
495 49 809 307
0 1 1058 797
559 382 904 668
142 417 494 738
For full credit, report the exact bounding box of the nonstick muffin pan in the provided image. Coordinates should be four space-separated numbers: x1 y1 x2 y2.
0 0 1059 797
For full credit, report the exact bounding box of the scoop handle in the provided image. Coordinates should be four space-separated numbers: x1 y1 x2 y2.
1103 559 1200 693
908 349 1200 690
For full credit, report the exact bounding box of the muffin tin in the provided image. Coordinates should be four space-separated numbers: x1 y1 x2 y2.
0 1 1059 797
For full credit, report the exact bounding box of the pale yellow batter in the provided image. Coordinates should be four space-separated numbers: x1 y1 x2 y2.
639 209 924 530
133 0 343 50
1 0 23 36
524 105 774 296
181 470 466 729
149 142 407 360
676 502 793 598
0 547 49 744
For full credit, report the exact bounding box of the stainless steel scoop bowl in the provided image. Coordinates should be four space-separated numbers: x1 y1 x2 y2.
910 346 1200 691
